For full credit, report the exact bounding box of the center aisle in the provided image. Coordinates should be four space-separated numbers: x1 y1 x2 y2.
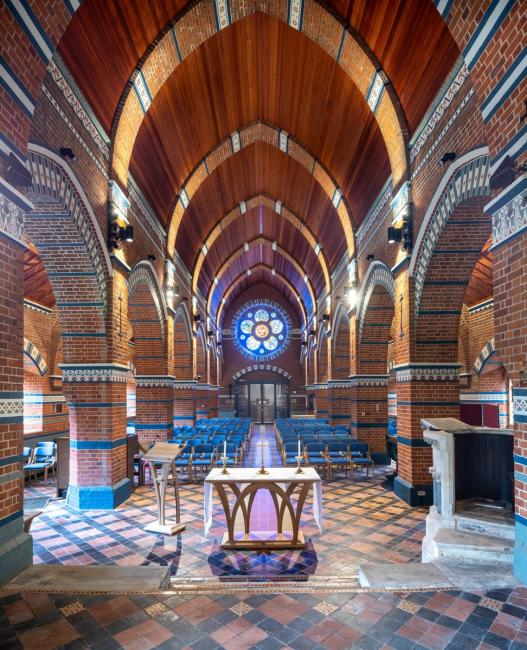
243 423 282 468
241 423 284 533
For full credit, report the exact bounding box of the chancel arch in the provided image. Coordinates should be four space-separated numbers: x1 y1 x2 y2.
112 2 408 202
172 123 355 262
216 264 307 331
192 192 331 297
206 237 317 319
173 302 193 381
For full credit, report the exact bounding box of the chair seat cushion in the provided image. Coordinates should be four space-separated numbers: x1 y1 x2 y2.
25 463 52 470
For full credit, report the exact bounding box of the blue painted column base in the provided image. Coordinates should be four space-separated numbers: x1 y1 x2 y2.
66 478 131 510
514 515 527 584
0 515 33 585
394 476 433 507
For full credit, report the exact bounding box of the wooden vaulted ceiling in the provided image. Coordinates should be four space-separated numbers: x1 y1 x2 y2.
56 0 458 318
24 246 55 308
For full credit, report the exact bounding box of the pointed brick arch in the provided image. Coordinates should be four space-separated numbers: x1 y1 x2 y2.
357 261 395 340
174 302 193 381
216 264 307 330
317 325 329 383
410 147 490 318
207 236 317 317
25 145 112 361
23 338 48 376
111 1 408 208
171 122 356 261
127 261 168 376
332 302 350 379
192 192 331 296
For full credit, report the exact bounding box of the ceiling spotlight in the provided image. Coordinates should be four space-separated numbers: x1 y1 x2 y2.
309 329 316 337
147 254 156 261
207 330 214 337
388 220 412 251
108 223 134 249
439 151 456 166
59 147 77 162
366 253 375 261
387 226 403 244
194 314 202 323
321 314 330 321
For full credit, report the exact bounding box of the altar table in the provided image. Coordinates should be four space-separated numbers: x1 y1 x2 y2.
204 467 322 549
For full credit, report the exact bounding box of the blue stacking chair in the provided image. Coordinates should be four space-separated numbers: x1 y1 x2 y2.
282 442 303 467
350 441 375 476
173 441 193 478
190 443 215 481
209 434 227 446
304 442 328 477
25 443 56 481
326 441 351 478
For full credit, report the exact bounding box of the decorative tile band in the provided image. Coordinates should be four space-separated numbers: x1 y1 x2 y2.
513 388 527 424
0 182 27 245
487 177 527 250
366 71 386 114
61 364 129 383
233 365 292 380
460 392 507 403
473 338 496 374
135 375 175 388
393 364 460 383
0 396 23 420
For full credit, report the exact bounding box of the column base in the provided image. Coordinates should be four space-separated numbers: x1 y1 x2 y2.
66 478 131 510
514 515 527 585
0 515 33 585
394 476 433 507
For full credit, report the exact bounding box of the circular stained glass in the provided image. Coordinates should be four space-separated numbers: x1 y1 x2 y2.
233 300 291 361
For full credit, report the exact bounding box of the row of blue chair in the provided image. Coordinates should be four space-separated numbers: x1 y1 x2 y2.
281 440 374 479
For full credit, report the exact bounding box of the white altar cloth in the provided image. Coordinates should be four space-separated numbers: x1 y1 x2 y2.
203 466 323 536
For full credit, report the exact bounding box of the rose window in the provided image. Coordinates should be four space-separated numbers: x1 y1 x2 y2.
233 301 291 360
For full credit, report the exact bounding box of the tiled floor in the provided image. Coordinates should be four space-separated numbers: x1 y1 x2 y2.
26 426 425 579
2 585 527 649
4 425 526 649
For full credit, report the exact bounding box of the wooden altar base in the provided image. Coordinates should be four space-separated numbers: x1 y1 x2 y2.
220 530 306 550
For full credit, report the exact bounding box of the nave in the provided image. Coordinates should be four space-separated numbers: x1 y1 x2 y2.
4 427 527 650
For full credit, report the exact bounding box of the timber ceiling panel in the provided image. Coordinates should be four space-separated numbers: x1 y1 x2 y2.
24 247 55 308
211 245 312 313
130 13 388 230
464 237 493 308
58 0 187 131
326 0 458 133
222 279 303 327
199 206 325 298
58 0 457 137
175 142 347 271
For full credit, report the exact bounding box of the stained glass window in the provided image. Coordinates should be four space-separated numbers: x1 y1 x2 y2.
233 300 291 360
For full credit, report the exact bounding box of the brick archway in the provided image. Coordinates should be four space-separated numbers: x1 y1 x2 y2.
173 303 193 381
112 2 408 198
127 261 171 442
192 190 331 297
172 123 356 262
332 302 350 380
317 326 329 383
410 147 490 319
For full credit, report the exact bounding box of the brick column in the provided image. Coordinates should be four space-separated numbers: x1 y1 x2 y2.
393 364 460 505
313 384 329 420
488 176 527 583
173 381 196 426
348 376 391 463
209 387 219 418
0 223 32 583
61 364 131 509
195 384 210 421
327 380 352 428
135 376 175 442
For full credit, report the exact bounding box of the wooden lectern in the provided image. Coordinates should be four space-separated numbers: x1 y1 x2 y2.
143 442 186 536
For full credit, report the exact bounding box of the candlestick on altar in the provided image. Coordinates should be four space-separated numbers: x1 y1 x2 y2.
258 439 269 475
221 440 229 474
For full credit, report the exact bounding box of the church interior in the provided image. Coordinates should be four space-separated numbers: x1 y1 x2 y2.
1 0 527 648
